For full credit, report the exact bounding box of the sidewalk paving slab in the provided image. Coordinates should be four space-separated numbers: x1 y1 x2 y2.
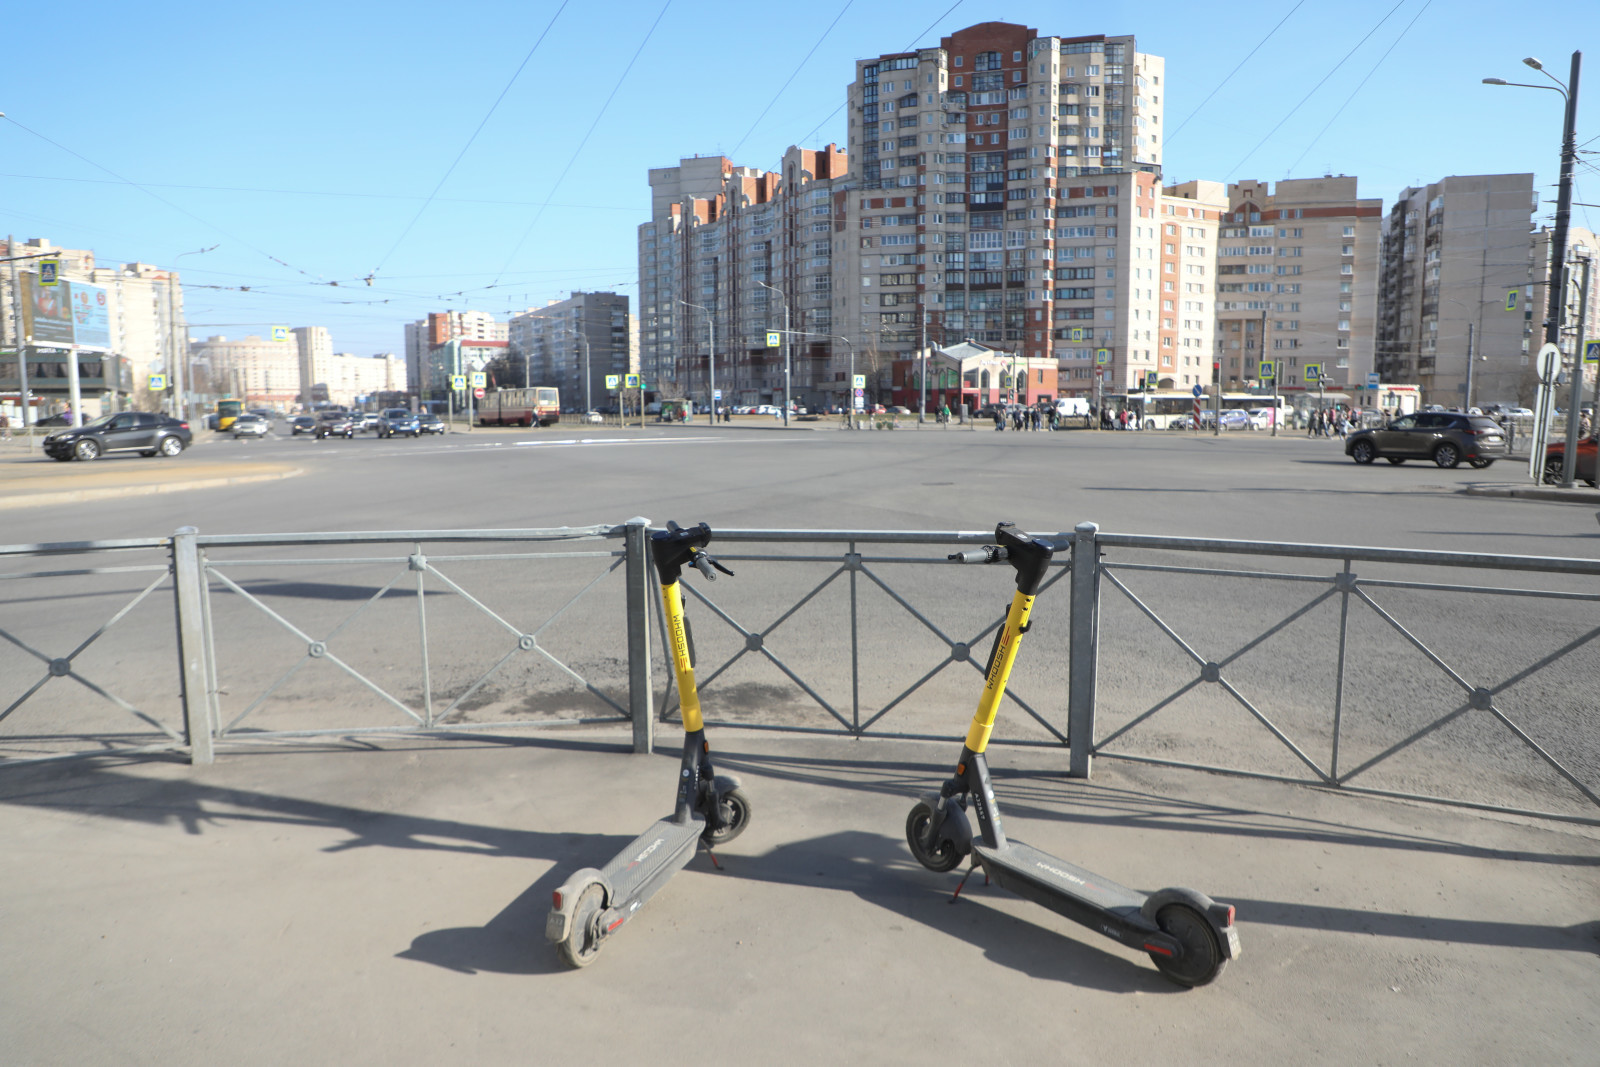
2 729 1594 1065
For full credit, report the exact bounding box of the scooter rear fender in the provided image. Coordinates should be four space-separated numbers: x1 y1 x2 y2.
1141 886 1240 960
545 868 613 944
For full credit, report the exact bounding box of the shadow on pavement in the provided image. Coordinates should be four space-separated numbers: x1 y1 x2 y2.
1228 898 1600 954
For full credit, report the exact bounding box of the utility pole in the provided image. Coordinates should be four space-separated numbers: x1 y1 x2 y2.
1544 52 1582 356
1561 253 1592 487
7 235 32 443
680 299 714 422
1463 321 1476 411
756 281 790 426
918 303 928 424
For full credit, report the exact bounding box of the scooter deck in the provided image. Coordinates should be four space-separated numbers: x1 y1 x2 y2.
973 839 1157 943
600 814 706 910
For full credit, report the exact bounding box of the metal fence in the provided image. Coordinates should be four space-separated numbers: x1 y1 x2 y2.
2 521 1597 825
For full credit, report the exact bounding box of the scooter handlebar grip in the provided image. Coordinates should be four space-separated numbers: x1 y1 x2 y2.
692 553 717 581
948 546 1008 564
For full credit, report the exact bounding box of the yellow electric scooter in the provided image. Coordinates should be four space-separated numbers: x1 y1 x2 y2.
905 522 1240 986
546 521 751 967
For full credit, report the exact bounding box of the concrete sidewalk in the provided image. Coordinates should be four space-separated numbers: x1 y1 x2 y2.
2 729 1593 1065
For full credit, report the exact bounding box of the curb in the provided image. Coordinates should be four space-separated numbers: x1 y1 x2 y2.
0 467 304 511
1461 484 1600 504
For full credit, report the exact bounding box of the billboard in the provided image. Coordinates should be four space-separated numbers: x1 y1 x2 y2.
21 272 110 350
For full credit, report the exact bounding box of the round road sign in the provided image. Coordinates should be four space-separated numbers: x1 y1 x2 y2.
474 388 485 400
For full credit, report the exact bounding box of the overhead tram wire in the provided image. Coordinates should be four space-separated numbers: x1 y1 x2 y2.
369 0 570 281
1283 0 1435 176
1163 0 1307 147
491 0 674 289
795 0 966 148
728 0 856 158
0 113 323 281
1226 0 1411 177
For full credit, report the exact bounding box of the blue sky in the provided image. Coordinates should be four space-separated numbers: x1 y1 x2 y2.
2 0 1594 355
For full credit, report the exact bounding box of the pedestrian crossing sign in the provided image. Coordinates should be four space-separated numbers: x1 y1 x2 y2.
1070 328 1085 342
1506 290 1519 312
1259 360 1275 381
1095 348 1109 365
624 373 640 389
451 375 466 392
606 374 620 389
1305 363 1323 382
766 331 781 348
1585 340 1600 365
148 374 167 390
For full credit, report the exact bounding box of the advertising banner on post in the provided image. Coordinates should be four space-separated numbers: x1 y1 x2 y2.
21 273 111 349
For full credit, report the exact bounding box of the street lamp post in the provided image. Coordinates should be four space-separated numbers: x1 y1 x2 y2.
1485 52 1583 484
679 299 714 421
168 244 217 421
757 280 790 426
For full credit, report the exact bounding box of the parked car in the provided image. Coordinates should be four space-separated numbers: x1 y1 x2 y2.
1217 409 1250 431
1247 408 1277 430
1541 433 1599 487
290 415 316 435
1345 412 1507 469
42 411 191 461
378 410 420 438
231 413 270 439
34 412 76 428
313 413 355 439
579 411 604 424
416 412 446 435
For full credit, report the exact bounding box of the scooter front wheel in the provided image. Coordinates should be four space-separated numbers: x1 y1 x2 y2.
556 882 608 968
905 801 963 873
1150 904 1227 987
701 787 752 847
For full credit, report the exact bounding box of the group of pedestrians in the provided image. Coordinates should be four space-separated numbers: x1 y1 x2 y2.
1306 407 1354 439
991 403 1059 432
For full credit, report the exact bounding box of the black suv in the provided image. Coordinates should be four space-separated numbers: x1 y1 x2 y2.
1345 412 1507 469
43 411 192 461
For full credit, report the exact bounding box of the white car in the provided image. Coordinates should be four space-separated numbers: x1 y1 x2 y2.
580 411 603 424
1247 408 1277 430
231 414 270 439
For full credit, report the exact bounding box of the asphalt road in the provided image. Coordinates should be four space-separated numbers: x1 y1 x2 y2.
3 422 1598 1064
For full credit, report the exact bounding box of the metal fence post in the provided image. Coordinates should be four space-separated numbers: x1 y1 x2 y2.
171 526 214 765
1067 521 1100 778
624 517 654 754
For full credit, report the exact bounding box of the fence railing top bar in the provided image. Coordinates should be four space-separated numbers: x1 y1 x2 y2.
700 529 1072 546
1097 531 1600 576
0 536 171 558
191 524 624 549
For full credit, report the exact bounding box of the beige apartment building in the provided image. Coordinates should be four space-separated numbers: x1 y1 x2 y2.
1210 177 1382 394
1377 174 1536 408
640 23 1235 411
189 335 302 408
0 238 188 414
639 145 849 409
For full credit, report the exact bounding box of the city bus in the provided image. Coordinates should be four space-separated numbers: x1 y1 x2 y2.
478 387 560 426
215 398 244 431
1105 391 1293 430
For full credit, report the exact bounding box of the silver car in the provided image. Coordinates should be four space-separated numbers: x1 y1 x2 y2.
232 414 270 439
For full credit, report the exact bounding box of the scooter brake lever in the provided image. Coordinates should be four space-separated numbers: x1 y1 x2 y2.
692 552 733 580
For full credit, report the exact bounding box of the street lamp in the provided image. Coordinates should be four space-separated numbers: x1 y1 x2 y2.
169 244 217 420
1485 51 1583 483
679 299 715 421
756 280 790 426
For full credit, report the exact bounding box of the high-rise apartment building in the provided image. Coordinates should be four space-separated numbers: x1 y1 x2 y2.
841 23 1224 398
639 146 849 408
1377 174 1536 407
508 291 633 411
292 326 332 408
1210 177 1381 393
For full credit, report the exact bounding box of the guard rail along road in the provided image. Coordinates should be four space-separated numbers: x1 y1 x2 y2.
2 520 1596 826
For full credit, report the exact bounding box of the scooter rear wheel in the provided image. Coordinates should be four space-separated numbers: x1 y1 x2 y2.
905 802 963 873
556 882 607 968
701 787 752 846
1150 903 1227 987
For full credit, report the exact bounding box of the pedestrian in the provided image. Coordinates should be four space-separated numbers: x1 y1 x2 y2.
0 411 9 441
992 406 1004 431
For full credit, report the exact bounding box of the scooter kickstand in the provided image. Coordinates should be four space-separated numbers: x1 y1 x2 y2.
949 858 982 904
702 844 722 870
